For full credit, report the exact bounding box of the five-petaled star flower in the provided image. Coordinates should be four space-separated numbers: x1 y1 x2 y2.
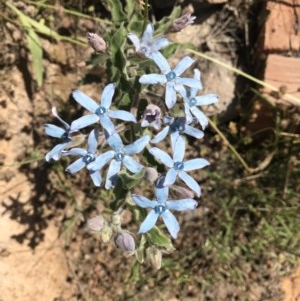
182 69 219 129
62 129 102 187
151 116 204 144
44 107 76 162
71 83 136 134
127 23 169 59
132 176 198 239
88 131 150 189
149 135 209 197
139 55 201 109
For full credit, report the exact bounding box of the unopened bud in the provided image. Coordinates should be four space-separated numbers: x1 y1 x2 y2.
146 246 162 270
100 225 113 243
141 104 162 130
115 231 135 252
87 215 106 232
170 184 195 199
169 13 196 32
87 32 107 52
143 167 158 183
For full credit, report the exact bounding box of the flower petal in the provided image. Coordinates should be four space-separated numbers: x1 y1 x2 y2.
127 33 140 49
71 114 99 131
88 150 115 171
183 124 204 139
44 124 65 138
155 177 169 203
141 23 154 42
45 142 68 161
184 103 194 124
62 148 87 157
66 158 86 174
190 69 203 96
166 199 198 211
123 156 143 173
151 51 171 74
195 94 219 106
178 171 201 197
124 135 150 155
99 115 115 134
172 135 185 162
184 158 210 171
190 106 209 129
107 132 123 151
108 110 136 122
89 170 102 187
101 83 115 109
139 74 166 85
151 37 170 51
149 147 173 168
173 56 195 76
164 168 177 186
138 210 159 234
150 126 170 144
161 210 180 239
72 90 98 112
176 77 202 89
165 82 177 109
132 194 156 209
105 159 121 189
87 129 99 153
51 107 70 129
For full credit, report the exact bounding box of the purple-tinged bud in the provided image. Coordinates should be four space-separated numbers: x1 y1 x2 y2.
143 167 158 183
87 32 107 52
141 104 162 130
87 215 106 232
115 231 136 252
169 13 196 32
146 246 162 270
170 184 195 199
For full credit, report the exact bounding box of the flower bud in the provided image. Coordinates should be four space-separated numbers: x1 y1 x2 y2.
87 215 106 232
100 224 113 243
87 32 107 52
143 167 158 183
141 104 162 130
146 246 162 270
169 13 196 32
170 184 195 199
115 231 136 252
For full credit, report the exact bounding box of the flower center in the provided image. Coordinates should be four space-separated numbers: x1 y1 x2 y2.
166 71 176 82
189 97 197 107
154 204 166 214
170 120 185 133
115 151 124 162
61 132 71 142
95 106 106 116
174 161 184 170
83 153 95 164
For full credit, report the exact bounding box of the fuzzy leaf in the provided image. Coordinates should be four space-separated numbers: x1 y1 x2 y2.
118 168 145 189
147 226 175 251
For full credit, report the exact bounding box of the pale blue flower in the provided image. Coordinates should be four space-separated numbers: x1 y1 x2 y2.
151 116 204 144
132 176 198 239
44 107 76 162
88 132 150 189
139 55 201 109
182 69 219 129
62 129 102 186
127 23 169 59
71 83 136 134
149 135 209 197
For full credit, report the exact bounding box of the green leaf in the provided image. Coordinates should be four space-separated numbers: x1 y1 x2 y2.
103 0 126 24
118 168 146 189
25 28 43 87
125 0 135 18
154 6 181 35
147 226 175 251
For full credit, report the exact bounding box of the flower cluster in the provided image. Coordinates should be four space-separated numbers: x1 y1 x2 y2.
45 19 219 249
